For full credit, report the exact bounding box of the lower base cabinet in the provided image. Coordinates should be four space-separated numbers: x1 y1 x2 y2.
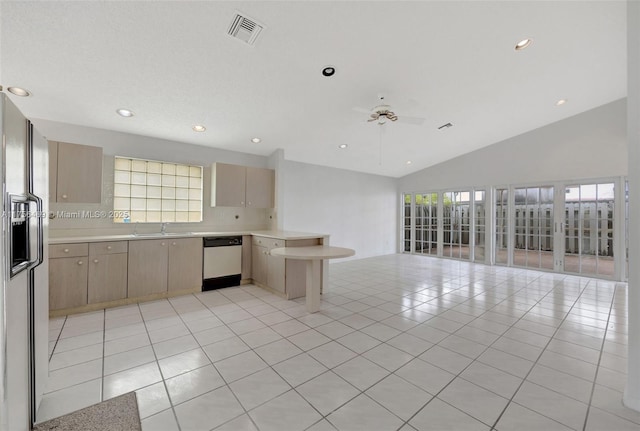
49 256 88 310
251 236 321 299
88 241 128 304
127 239 169 297
88 253 128 303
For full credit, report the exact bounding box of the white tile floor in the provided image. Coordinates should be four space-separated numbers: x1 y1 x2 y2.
40 254 640 431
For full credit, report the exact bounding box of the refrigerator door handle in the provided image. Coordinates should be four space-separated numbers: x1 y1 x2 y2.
26 193 44 269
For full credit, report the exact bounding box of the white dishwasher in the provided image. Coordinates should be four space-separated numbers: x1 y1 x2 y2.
203 236 242 291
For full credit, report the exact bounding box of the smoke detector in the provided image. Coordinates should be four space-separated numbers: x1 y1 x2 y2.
228 13 264 46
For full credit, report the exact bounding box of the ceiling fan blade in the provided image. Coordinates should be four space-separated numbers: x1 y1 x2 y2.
397 115 426 126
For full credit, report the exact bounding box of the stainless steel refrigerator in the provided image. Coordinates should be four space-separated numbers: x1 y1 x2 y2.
0 92 49 430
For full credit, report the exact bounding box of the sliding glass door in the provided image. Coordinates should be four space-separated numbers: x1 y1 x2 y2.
443 191 470 259
495 188 509 265
415 193 438 255
512 186 554 270
563 183 615 277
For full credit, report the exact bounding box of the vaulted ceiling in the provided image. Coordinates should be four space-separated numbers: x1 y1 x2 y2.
0 1 626 177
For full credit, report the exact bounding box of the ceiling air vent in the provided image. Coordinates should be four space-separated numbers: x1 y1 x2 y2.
228 13 263 46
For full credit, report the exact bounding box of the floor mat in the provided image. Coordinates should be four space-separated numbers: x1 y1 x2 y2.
34 392 141 431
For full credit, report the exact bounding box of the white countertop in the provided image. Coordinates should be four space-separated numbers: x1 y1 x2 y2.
48 230 328 244
270 246 355 260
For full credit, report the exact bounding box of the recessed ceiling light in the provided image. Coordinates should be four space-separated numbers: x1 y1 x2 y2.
7 87 31 97
322 66 336 77
515 38 532 51
406 161 412 165
251 137 261 143
338 144 348 149
192 125 206 132
556 99 567 106
116 108 134 117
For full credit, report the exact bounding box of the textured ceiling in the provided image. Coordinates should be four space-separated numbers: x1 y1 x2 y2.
0 1 627 177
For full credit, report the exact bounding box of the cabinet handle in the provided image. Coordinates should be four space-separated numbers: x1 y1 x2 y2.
241 201 244 205
248 201 251 206
61 194 68 199
106 246 112 250
93 259 99 264
172 242 177 246
161 242 166 246
275 242 279 247
63 248 70 253
77 260 83 265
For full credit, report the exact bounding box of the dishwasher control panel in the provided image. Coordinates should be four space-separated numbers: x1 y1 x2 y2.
203 236 242 247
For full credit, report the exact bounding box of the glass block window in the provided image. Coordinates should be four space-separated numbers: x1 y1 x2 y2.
113 157 203 223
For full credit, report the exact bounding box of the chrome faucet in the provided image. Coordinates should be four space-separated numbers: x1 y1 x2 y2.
133 222 139 236
161 222 168 235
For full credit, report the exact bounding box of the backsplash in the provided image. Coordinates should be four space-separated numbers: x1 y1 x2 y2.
49 156 276 238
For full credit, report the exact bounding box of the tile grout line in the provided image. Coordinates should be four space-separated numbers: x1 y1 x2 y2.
187 291 264 431
47 315 67 362
399 272 561 430
100 309 105 403
488 277 597 430
136 301 183 431
581 282 621 431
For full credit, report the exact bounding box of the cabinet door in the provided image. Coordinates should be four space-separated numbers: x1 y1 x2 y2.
128 240 169 297
49 257 88 310
252 245 267 285
88 253 128 303
168 238 203 292
56 141 103 203
242 235 252 280
246 167 275 208
267 253 285 293
211 163 246 207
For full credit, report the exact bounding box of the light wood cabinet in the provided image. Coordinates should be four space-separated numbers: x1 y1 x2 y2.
246 167 275 208
242 235 252 280
88 241 128 304
211 163 246 207
168 238 202 292
49 141 103 203
49 255 88 310
211 162 274 208
49 243 89 310
128 239 169 297
251 244 267 286
251 236 320 298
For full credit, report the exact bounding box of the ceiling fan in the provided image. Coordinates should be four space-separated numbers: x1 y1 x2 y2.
354 95 426 126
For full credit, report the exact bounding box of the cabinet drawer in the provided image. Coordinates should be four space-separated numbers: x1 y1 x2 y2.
252 236 283 249
89 241 128 256
50 243 89 258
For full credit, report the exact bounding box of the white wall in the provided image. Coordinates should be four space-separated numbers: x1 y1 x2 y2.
398 99 627 192
277 159 398 260
34 119 275 236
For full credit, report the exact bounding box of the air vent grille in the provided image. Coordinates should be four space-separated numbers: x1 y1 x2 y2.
228 13 263 46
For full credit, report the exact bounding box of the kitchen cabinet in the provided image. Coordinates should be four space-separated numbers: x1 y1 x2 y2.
211 162 274 208
251 243 268 286
88 241 128 304
128 239 169 297
49 141 103 203
246 166 275 208
251 236 321 298
49 243 89 310
242 235 252 280
168 238 202 292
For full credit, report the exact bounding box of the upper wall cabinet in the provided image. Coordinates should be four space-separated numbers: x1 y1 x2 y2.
49 141 103 203
211 162 274 208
